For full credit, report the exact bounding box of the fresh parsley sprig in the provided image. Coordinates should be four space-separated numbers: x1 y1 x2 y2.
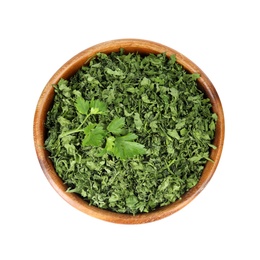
60 96 146 160
59 97 107 138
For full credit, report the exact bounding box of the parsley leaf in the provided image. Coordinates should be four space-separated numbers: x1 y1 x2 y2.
82 123 106 147
112 133 147 159
75 96 89 115
107 117 125 135
89 98 107 115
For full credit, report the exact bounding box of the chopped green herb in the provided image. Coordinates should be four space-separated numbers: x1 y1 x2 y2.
45 50 217 215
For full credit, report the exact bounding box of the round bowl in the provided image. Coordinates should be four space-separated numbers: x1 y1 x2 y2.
33 39 224 224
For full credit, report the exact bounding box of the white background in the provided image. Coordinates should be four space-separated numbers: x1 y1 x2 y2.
1 0 259 259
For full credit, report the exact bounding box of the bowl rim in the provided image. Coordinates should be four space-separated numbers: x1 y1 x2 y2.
33 38 225 224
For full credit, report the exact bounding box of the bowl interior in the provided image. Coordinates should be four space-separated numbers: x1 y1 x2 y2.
33 39 224 224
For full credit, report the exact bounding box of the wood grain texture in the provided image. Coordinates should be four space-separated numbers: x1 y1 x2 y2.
33 39 225 224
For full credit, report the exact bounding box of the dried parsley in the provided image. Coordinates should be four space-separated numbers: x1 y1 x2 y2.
45 49 217 215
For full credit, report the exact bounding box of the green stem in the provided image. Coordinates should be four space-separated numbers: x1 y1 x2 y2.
77 114 91 130
168 159 176 167
164 159 175 174
59 114 90 138
59 128 84 138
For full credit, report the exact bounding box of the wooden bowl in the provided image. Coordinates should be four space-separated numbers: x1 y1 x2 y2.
33 39 224 224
